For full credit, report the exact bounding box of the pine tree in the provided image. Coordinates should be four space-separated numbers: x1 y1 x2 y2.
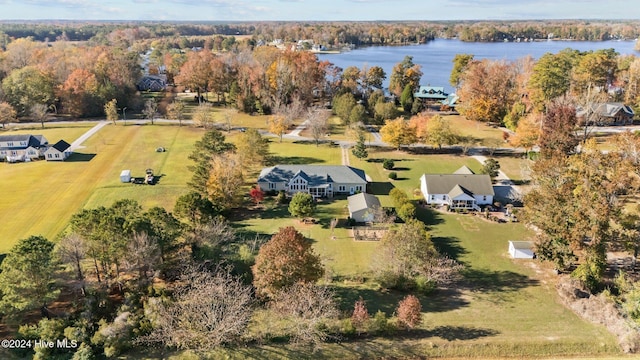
352 131 368 160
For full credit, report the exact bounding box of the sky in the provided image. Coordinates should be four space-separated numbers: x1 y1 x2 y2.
0 0 639 22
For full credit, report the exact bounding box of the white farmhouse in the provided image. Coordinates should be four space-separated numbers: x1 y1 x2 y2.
45 140 72 161
0 134 48 162
258 165 367 198
420 166 494 211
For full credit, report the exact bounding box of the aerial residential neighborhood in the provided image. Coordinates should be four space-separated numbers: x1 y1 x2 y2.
1 10 640 360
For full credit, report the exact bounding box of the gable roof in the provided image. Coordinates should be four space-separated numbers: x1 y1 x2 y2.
577 102 635 118
258 165 367 185
348 193 381 213
421 174 494 197
414 86 448 100
0 134 48 149
448 184 475 199
453 165 475 175
51 140 71 152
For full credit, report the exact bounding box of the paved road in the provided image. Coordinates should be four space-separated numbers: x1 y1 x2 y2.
69 121 109 151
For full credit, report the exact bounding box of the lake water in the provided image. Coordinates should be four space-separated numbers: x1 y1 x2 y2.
317 39 640 93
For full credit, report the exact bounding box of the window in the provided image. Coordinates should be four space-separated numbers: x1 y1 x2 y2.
47 154 52 158
483 196 487 201
431 195 435 200
7 142 13 146
355 186 362 192
269 183 276 189
339 185 346 192
55 153 60 158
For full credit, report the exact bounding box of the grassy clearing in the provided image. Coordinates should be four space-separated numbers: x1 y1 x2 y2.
0 124 204 253
494 155 533 183
444 115 506 145
1 123 95 143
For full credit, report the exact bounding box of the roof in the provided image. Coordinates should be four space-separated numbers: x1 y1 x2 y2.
414 86 448 100
51 140 71 152
577 102 635 118
509 241 534 250
348 193 381 213
453 165 475 175
448 184 475 200
258 165 367 186
0 134 48 150
421 174 494 197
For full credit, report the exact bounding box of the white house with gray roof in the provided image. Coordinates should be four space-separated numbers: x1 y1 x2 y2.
258 165 368 198
420 166 494 211
0 134 48 162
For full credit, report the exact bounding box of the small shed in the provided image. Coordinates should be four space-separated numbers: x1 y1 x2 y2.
508 241 535 259
348 193 381 223
120 170 131 183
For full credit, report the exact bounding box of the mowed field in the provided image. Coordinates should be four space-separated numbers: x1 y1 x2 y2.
0 124 204 253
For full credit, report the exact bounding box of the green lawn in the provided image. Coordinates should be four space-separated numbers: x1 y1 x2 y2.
0 124 204 253
227 143 621 358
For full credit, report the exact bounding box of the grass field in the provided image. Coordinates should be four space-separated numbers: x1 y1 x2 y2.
0 124 204 253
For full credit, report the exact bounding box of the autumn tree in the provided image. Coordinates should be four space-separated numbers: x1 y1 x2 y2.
104 98 118 125
235 128 269 167
510 112 541 155
426 115 458 149
0 236 60 314
188 128 235 196
59 68 101 117
175 50 214 102
571 48 617 96
56 233 86 284
249 187 265 205
141 265 253 351
288 192 316 219
173 192 217 226
206 153 244 210
389 55 422 97
0 101 17 128
351 297 369 333
457 59 518 124
538 98 578 157
166 100 186 126
396 295 422 329
268 115 289 142
379 117 416 149
408 111 431 142
252 226 324 298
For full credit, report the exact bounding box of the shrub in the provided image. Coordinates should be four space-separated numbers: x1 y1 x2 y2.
415 275 437 295
351 297 369 332
388 171 398 180
341 318 357 337
370 311 395 335
397 202 416 220
396 295 423 329
389 188 409 208
275 190 287 204
382 158 395 170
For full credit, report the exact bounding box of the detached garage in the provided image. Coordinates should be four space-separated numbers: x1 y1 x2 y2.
509 241 535 259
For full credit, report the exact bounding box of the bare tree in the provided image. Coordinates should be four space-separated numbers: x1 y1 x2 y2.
30 103 49 129
56 233 87 295
574 88 609 144
192 103 215 129
143 99 158 125
270 283 339 346
139 265 254 351
306 108 330 146
187 216 237 253
223 108 237 133
124 232 161 288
